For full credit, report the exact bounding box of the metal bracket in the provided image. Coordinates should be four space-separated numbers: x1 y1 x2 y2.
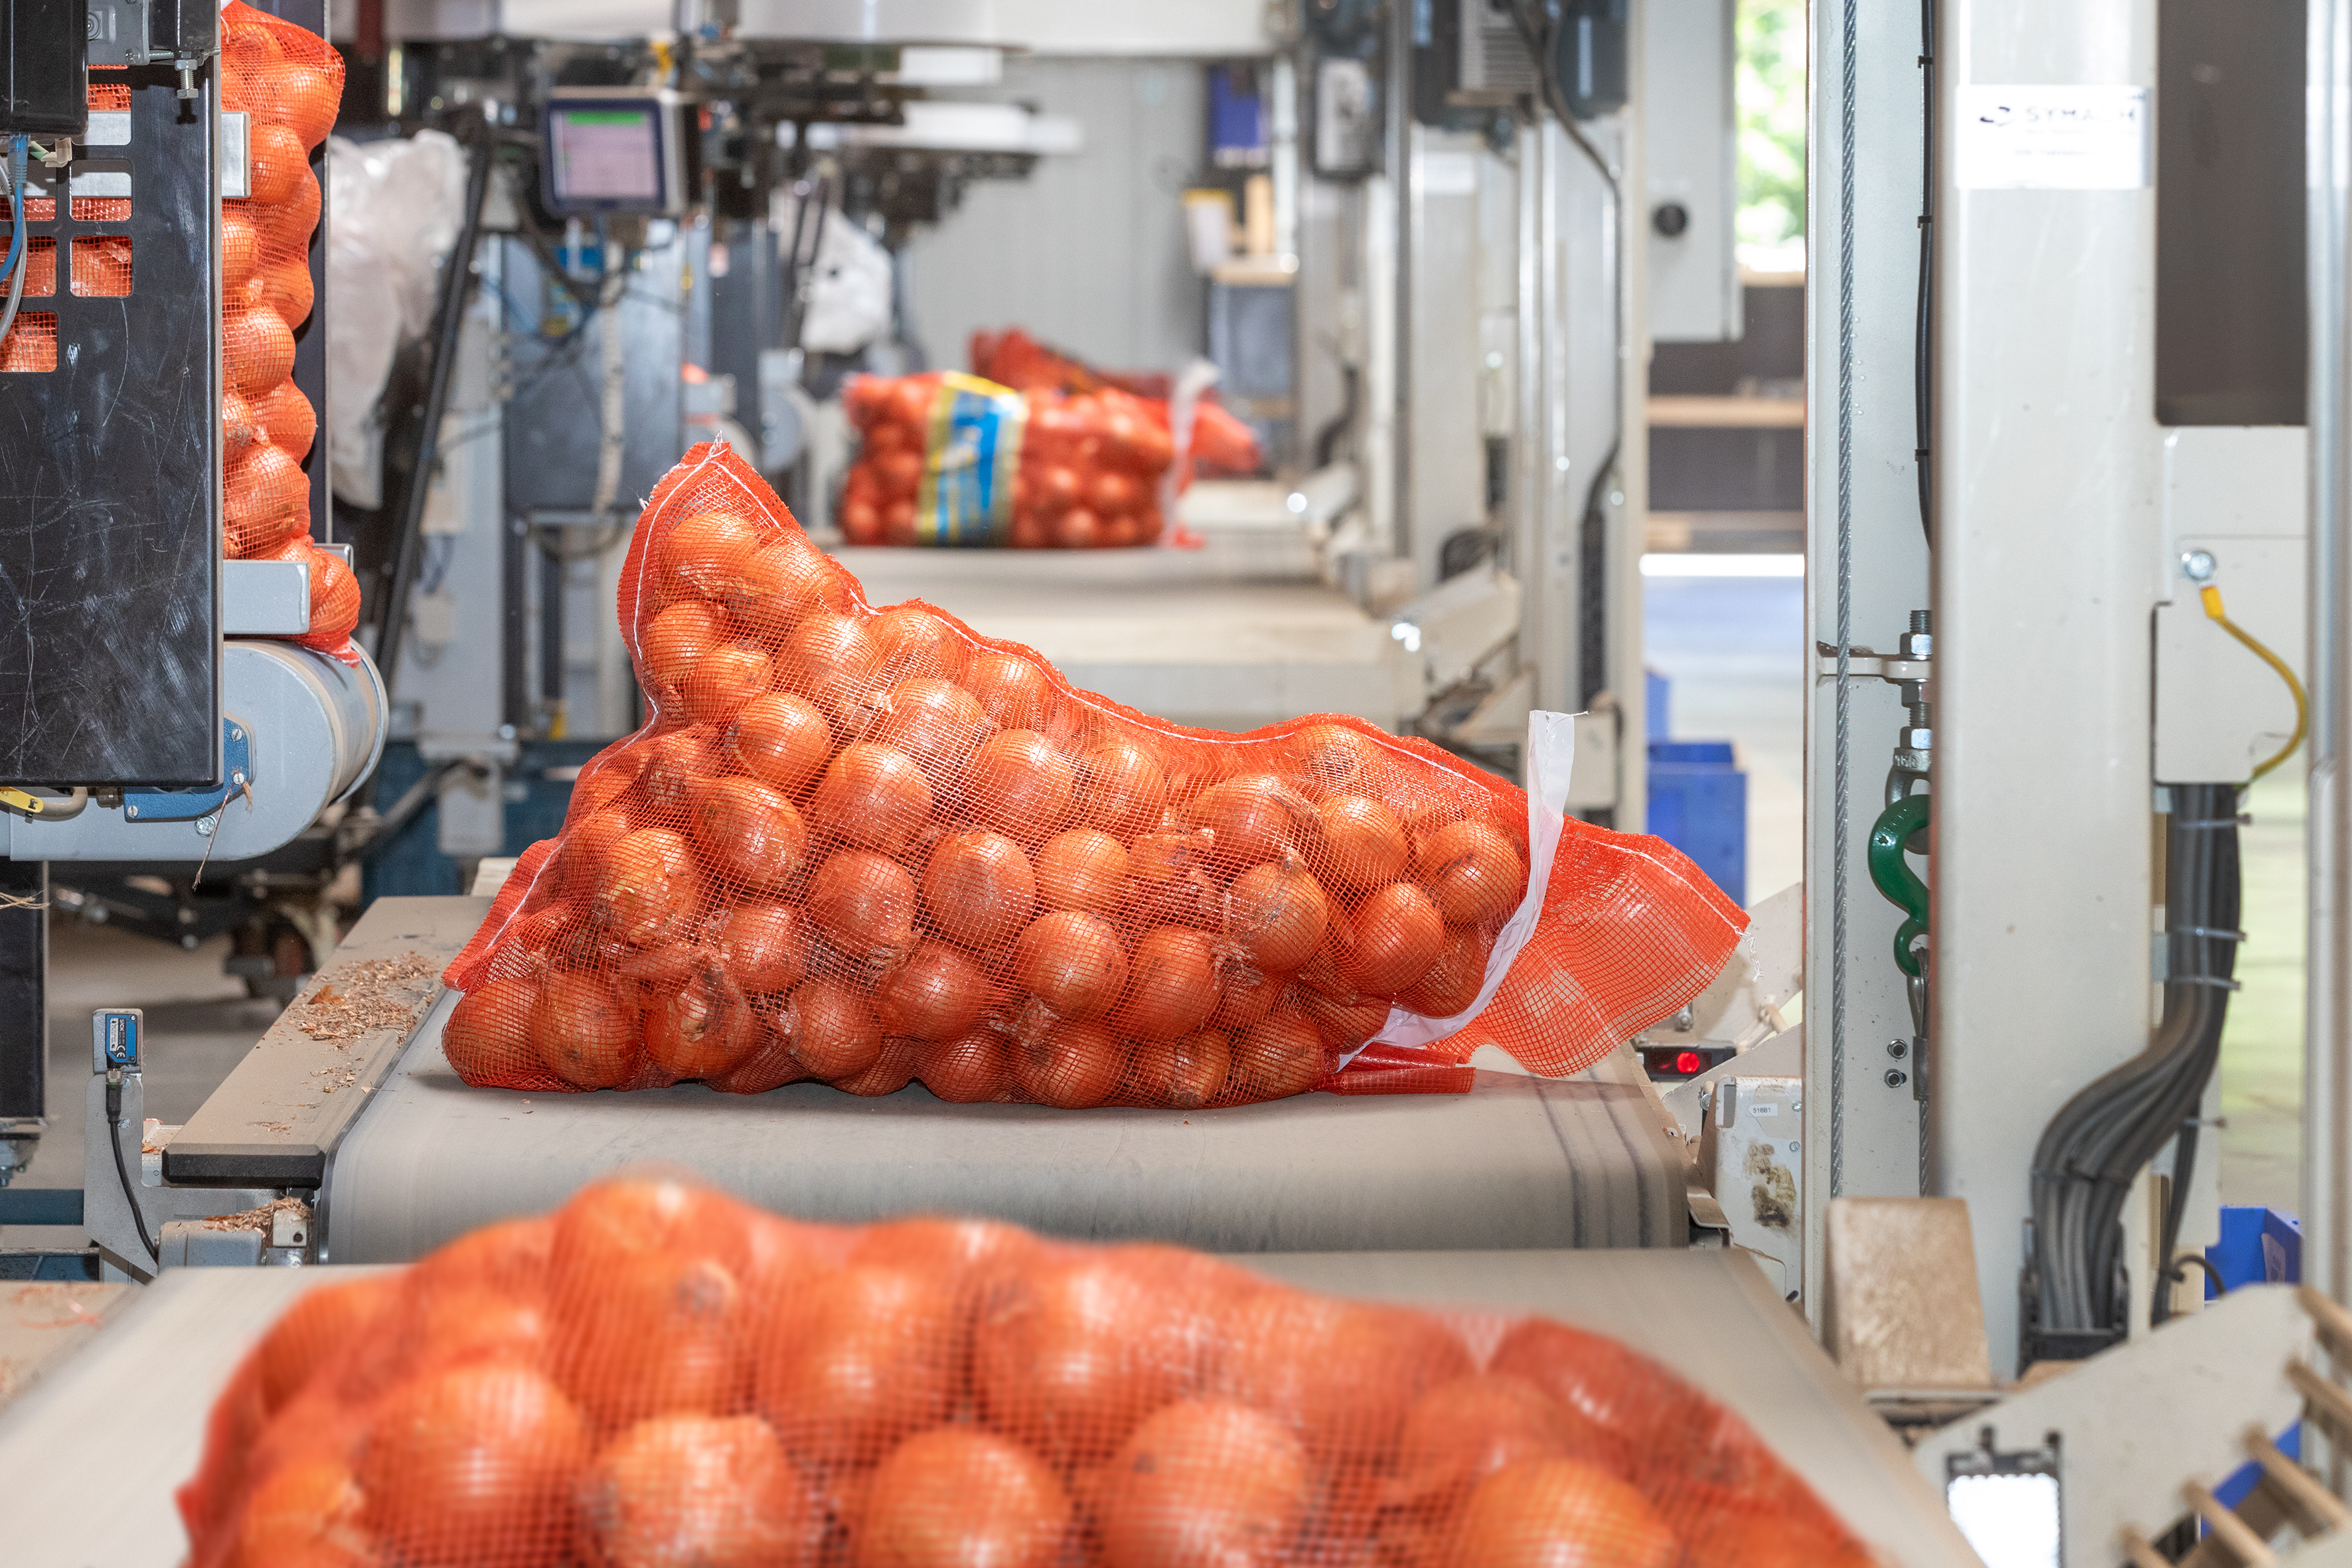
120 718 249 823
1814 645 1934 685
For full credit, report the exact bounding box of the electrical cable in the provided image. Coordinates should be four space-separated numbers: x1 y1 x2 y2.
0 137 31 352
1913 0 1936 544
106 1071 161 1265
2201 585 2310 781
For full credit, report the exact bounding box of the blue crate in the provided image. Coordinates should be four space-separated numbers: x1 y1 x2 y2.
1647 749 1746 907
2207 1206 2302 1297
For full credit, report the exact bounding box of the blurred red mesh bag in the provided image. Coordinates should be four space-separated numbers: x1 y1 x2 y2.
972 324 1263 483
216 1 339 567
441 442 1742 1105
178 1177 1877 1568
840 372 1174 549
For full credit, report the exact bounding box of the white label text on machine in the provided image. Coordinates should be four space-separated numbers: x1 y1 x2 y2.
1955 86 2151 191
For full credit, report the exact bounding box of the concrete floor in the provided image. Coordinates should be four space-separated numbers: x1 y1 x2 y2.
0 921 277 1254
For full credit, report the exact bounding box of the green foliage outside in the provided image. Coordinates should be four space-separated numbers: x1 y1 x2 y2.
1737 0 1806 258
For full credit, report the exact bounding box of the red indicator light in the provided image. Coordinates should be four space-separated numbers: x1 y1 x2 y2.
1674 1050 1704 1075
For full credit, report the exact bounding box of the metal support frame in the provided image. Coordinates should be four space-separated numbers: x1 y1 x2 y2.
1803 0 1933 1320
1933 0 2162 1377
2310 0 2352 1368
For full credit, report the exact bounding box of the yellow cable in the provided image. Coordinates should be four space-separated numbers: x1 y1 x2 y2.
2202 584 2309 781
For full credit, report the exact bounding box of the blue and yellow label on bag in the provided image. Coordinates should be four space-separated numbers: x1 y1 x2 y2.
917 372 1026 547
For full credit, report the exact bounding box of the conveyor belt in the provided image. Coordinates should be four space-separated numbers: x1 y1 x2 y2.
321 982 1688 1261
0 1251 1976 1568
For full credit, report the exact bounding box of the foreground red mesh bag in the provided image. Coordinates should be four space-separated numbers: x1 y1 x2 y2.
840 372 1174 548
442 442 1743 1104
216 3 359 661
178 1177 1876 1568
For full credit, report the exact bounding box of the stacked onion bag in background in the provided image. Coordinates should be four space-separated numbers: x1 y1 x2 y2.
216 3 360 662
441 442 1743 1106
968 325 1264 487
839 371 1176 549
178 1177 1876 1568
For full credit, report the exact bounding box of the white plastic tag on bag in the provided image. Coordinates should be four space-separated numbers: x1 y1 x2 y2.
1351 709 1576 1063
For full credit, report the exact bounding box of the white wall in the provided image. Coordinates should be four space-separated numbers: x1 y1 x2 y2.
902 58 1207 376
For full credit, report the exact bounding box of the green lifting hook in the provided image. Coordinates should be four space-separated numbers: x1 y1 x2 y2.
1868 793 1931 976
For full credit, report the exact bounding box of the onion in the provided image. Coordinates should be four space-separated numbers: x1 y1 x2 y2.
975 1257 1212 1472
963 730 1077 843
921 830 1036 949
558 809 634 899
1125 829 1221 929
614 943 710 1012
1215 1292 1474 1462
966 651 1056 731
656 507 764 599
834 1037 921 1096
578 1415 816 1568
1097 1401 1309 1568
719 903 809 994
1034 828 1127 915
1416 819 1528 924
1298 987 1391 1054
528 972 641 1089
870 604 971 684
639 601 722 701
1111 927 1221 1041
645 969 762 1080
1225 856 1328 971
1339 882 1447 995
1401 925 1494 1017
592 828 700 945
1208 964 1291 1030
1054 507 1103 549
1123 1030 1231 1110
1312 795 1409 890
861 677 990 780
1191 775 1318 870
1285 722 1389 798
679 641 773 723
1011 1018 1124 1108
1012 911 1127 1020
776 610 880 722
861 1428 1070 1568
811 743 933 856
916 1028 1014 1103
808 851 917 967
1449 1461 1678 1568
1387 1374 1610 1512
752 1265 965 1470
634 727 726 821
876 939 991 1041
728 693 834 795
689 777 809 894
1077 739 1169 836
443 977 537 1084
775 977 884 1080
1223 1010 1324 1102
728 539 846 639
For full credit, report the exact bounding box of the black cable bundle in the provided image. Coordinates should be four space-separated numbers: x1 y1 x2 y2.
2025 783 2240 1355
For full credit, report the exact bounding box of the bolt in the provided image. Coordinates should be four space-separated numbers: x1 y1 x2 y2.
2182 549 2218 582
1888 1040 1908 1059
1885 1068 1908 1087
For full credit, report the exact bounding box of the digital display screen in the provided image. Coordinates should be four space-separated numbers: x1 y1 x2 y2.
549 106 663 206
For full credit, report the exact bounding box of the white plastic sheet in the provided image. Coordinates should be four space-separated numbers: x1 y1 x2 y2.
326 129 467 509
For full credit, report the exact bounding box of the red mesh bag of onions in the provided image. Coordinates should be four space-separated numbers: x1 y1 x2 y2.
441 442 1744 1106
177 1176 1879 1568
214 3 363 664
